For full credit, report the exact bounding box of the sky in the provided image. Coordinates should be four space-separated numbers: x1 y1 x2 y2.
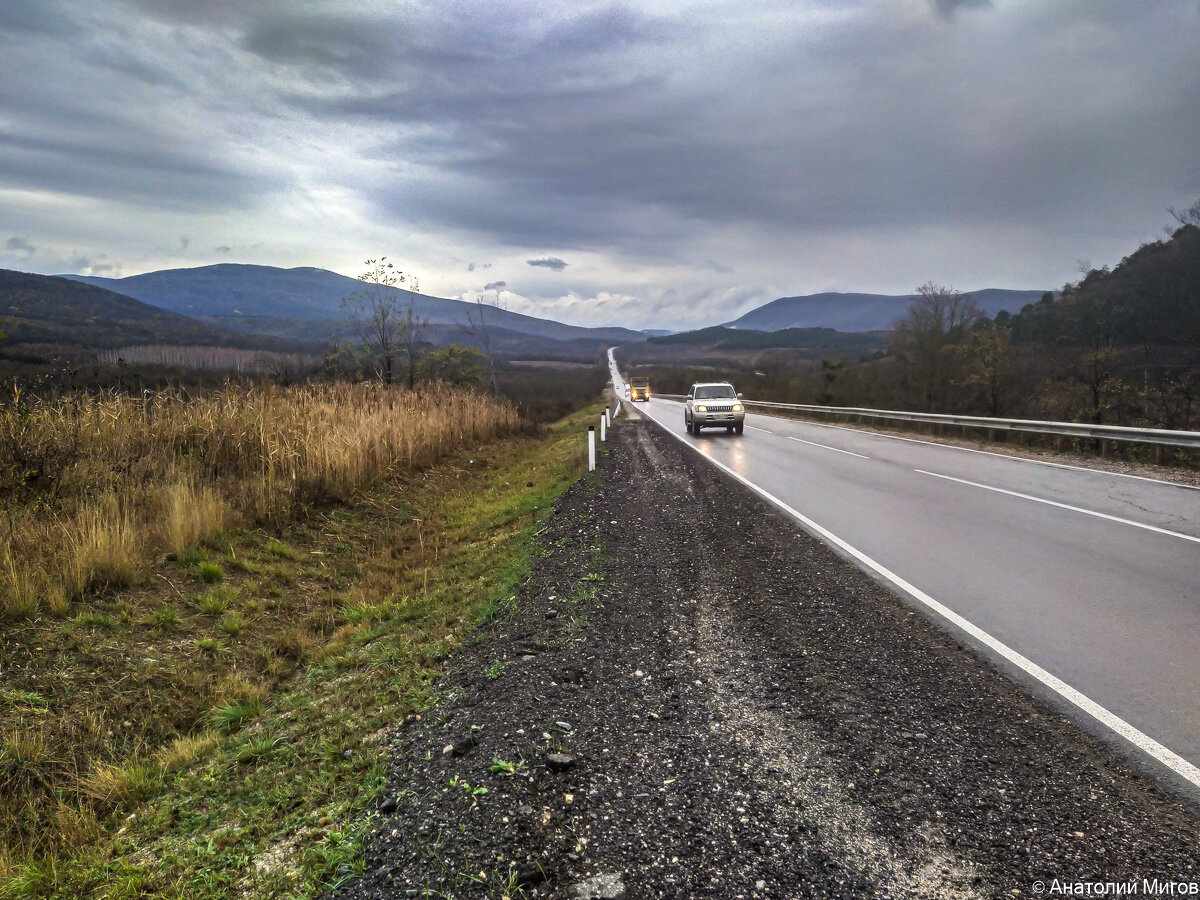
1 0 1198 331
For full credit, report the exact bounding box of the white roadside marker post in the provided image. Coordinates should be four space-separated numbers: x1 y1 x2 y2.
600 413 606 443
588 425 596 471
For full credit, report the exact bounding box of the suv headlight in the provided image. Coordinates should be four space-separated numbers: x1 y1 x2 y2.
732 403 743 412
696 404 707 413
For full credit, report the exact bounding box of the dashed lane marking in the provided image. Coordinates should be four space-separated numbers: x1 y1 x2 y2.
786 435 870 459
915 469 1200 545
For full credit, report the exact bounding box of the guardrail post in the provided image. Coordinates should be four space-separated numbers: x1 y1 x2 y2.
1156 445 1165 465
588 426 596 471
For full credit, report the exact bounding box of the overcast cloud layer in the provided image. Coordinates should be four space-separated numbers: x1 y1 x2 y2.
1 0 1197 329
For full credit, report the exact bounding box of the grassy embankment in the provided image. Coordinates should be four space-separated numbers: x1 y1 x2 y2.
0 381 599 898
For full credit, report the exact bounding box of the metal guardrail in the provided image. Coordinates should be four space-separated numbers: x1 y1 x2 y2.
654 395 1200 451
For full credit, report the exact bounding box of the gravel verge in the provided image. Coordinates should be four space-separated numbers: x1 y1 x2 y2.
331 411 1200 900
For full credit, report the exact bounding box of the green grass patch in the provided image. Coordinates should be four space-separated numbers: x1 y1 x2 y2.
195 562 224 584
208 696 261 734
218 612 245 637
74 611 115 629
147 604 180 631
265 540 297 560
195 636 225 655
0 403 599 898
181 547 208 567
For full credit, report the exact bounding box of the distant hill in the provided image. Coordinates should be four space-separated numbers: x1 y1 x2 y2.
67 264 646 345
726 288 1047 332
649 325 887 352
0 269 300 350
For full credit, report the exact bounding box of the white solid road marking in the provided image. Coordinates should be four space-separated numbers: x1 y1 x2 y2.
787 435 869 459
915 469 1200 545
642 404 1200 791
745 425 774 434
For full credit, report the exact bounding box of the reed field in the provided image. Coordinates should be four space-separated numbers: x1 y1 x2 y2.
0 381 519 619
0 379 533 889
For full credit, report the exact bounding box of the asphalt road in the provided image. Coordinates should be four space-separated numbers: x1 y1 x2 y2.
609 359 1200 788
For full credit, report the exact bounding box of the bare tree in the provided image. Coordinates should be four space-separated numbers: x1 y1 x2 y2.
892 282 983 411
462 286 504 395
1168 198 1200 228
341 258 427 386
396 275 427 389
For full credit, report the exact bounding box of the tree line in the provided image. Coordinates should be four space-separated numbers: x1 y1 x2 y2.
632 213 1200 432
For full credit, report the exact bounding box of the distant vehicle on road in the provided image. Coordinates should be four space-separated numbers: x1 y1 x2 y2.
685 382 745 434
630 376 651 401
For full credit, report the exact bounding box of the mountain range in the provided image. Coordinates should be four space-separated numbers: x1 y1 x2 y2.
1 263 1056 366
67 264 645 345
725 288 1047 333
0 269 295 350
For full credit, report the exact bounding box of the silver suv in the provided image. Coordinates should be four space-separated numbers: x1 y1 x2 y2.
685 382 745 435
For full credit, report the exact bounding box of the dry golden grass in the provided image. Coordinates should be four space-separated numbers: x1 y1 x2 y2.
0 379 522 865
0 550 37 620
155 731 220 774
71 493 140 591
79 759 161 810
0 381 519 621
154 478 231 559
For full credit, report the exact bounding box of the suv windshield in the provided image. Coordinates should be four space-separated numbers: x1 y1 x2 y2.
695 385 736 400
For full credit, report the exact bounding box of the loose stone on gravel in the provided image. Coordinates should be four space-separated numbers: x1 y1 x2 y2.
566 872 627 899
546 751 578 772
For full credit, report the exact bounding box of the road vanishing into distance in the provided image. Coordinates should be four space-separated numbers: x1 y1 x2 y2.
608 355 1200 790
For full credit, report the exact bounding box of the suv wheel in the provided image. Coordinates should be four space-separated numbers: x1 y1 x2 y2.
735 422 744 435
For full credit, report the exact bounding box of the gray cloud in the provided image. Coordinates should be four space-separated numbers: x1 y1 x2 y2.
6 236 35 254
0 0 84 37
484 280 507 291
933 0 993 18
527 258 568 271
1 1 1197 329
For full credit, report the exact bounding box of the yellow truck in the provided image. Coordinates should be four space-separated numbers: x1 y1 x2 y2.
630 376 650 401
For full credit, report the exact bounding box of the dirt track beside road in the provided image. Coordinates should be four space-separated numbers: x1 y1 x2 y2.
333 409 1200 899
